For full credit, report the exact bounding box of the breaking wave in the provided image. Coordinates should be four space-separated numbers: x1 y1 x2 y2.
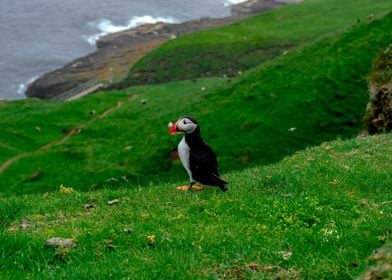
86 15 178 45
223 0 249 7
17 76 38 95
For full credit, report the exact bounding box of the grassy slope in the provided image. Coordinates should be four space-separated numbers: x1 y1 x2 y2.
0 97 123 164
0 79 229 194
0 134 391 279
199 13 392 165
121 0 391 87
0 13 391 194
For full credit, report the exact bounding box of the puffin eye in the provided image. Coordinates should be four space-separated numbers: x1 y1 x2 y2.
183 120 187 124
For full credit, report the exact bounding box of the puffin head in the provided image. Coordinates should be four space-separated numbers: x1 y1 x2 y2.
170 116 199 134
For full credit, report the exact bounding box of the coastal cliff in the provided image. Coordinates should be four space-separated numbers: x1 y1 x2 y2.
25 0 296 100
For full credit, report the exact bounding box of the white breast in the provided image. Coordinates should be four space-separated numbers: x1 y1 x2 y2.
178 137 194 182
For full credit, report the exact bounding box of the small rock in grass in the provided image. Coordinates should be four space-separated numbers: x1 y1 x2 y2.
140 99 147 105
123 227 133 234
108 199 120 206
35 126 41 133
84 203 94 210
45 237 76 249
8 221 31 232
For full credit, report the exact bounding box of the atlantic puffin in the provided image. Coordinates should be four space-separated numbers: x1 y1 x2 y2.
170 116 228 192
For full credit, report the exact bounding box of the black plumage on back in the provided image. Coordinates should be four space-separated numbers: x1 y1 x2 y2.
185 125 228 191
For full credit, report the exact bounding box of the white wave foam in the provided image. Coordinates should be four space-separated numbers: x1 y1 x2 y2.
86 15 178 45
223 0 249 7
17 76 38 95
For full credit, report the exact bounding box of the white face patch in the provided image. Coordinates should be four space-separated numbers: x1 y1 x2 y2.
177 117 198 133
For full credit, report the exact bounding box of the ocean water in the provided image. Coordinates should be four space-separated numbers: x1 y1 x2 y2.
0 0 244 100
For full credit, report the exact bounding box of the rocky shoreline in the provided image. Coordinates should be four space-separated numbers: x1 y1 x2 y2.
26 0 298 100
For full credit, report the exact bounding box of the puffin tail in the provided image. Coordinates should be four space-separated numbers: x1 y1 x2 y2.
212 174 228 192
219 183 228 192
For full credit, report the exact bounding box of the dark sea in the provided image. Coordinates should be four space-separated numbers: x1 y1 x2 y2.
0 0 244 100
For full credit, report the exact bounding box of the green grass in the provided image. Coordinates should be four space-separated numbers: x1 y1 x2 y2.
200 12 392 164
0 1 391 277
0 13 391 194
1 134 391 279
0 79 230 194
120 0 391 87
0 96 123 163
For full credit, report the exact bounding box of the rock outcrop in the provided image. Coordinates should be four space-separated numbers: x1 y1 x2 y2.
231 0 285 16
364 45 392 134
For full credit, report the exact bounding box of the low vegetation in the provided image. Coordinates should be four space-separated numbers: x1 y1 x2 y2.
1 134 391 279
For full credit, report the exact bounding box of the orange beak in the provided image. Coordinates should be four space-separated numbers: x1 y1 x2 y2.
169 122 178 135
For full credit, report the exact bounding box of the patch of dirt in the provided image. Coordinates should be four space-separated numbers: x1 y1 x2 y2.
210 262 301 279
358 244 392 280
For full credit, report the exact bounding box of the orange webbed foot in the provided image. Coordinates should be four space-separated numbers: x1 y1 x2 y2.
176 185 205 191
176 186 191 191
191 185 205 190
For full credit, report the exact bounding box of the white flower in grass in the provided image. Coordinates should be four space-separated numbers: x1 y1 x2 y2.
321 227 341 242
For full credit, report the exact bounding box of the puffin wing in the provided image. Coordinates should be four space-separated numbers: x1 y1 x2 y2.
189 143 227 186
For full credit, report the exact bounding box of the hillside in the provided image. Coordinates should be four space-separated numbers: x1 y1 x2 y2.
1 134 391 279
1 0 391 278
120 0 391 87
0 12 391 194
